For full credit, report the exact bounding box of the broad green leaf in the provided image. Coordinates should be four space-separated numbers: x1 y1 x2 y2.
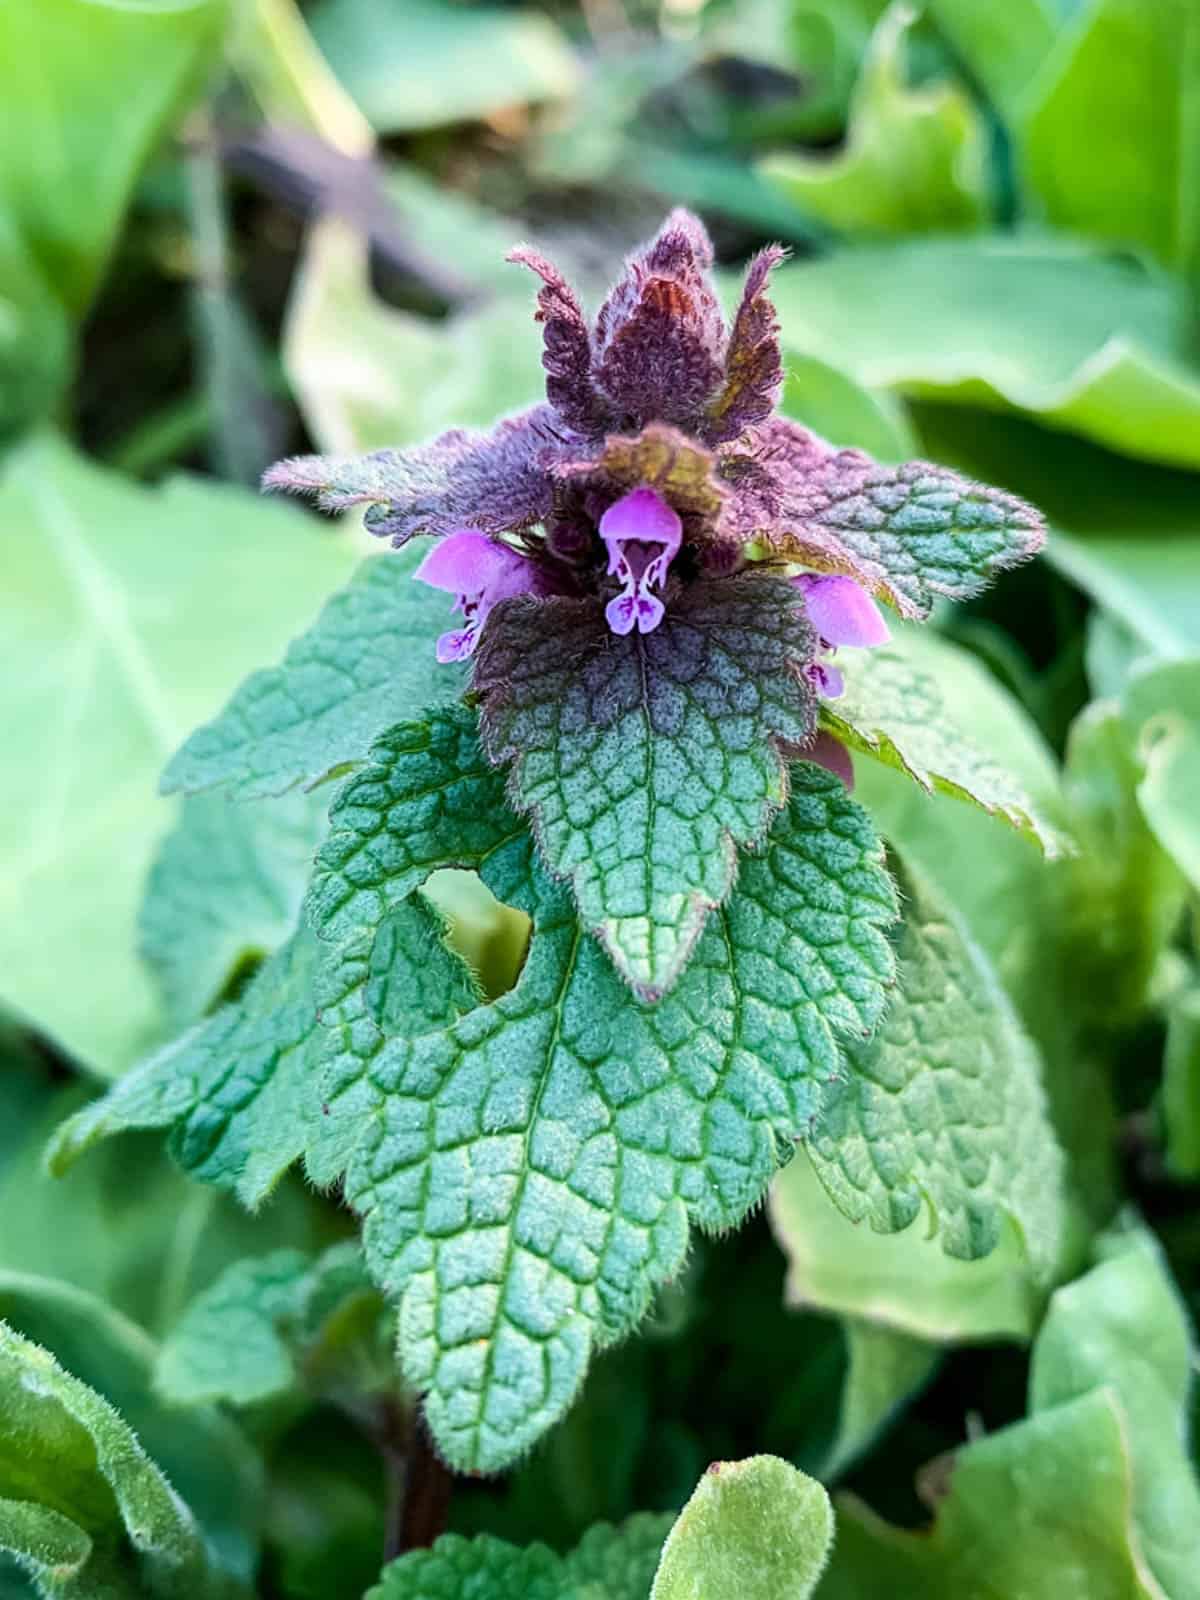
50 931 324 1208
1018 0 1200 274
141 788 329 1030
821 627 1067 854
156 1242 378 1407
925 0 1058 118
1122 658 1200 890
761 3 990 235
821 1390 1159 1599
0 1322 251 1598
651 1456 833 1600
475 578 818 999
310 0 579 133
1052 533 1200 662
0 1275 260 1585
368 1515 673 1600
771 236 1200 469
1031 1229 1200 1600
780 357 918 462
1163 983 1200 1179
822 1319 938 1477
0 435 356 1078
162 546 460 801
0 216 72 442
0 0 225 318
304 707 895 1468
804 858 1066 1281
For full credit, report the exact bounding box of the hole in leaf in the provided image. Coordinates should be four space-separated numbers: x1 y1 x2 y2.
421 868 532 1002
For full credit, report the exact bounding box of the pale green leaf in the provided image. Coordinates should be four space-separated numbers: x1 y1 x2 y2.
306 707 895 1469
162 545 461 801
0 1322 251 1598
780 356 918 462
369 1515 673 1600
1018 0 1200 274
804 857 1067 1283
1052 533 1200 663
474 578 817 999
925 0 1058 118
0 1275 261 1585
1031 1229 1200 1600
761 3 990 235
771 236 1200 469
0 434 357 1077
651 1456 833 1600
156 1242 376 1407
823 1319 938 1477
1122 658 1200 890
821 627 1068 854
140 788 329 1030
311 0 579 133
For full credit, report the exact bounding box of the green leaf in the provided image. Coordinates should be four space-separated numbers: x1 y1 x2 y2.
162 547 462 802
1051 531 1200 663
306 707 895 1469
474 578 818 999
1030 1229 1200 1600
141 788 330 1030
771 236 1200 470
0 1275 261 1585
49 930 324 1208
651 1456 833 1600
761 3 990 235
1018 0 1200 275
1122 658 1200 890
780 356 918 462
0 0 225 362
821 627 1067 855
1163 982 1200 1180
822 1319 938 1477
309 0 579 133
156 1242 377 1407
0 433 356 1078
0 1321 251 1598
803 857 1066 1281
369 1515 673 1600
924 0 1058 119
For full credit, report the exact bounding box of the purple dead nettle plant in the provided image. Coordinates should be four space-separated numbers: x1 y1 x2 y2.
267 209 1044 989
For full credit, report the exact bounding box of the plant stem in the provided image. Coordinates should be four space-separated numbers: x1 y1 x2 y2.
373 1397 454 1563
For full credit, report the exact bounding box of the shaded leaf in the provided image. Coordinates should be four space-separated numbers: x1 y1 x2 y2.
1122 658 1200 891
822 1319 938 1478
1163 983 1200 1180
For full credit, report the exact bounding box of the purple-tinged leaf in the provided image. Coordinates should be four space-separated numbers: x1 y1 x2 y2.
508 244 608 437
705 244 788 446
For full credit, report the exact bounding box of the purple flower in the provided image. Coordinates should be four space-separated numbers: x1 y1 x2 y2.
793 572 890 701
599 487 682 636
413 530 546 663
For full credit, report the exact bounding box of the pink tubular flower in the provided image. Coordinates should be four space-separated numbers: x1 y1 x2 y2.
413 530 546 663
598 486 682 637
793 573 890 701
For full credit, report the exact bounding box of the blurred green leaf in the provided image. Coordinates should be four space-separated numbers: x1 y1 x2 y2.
0 1276 260 1585
0 1321 252 1597
651 1456 833 1600
822 1320 938 1478
310 0 578 133
762 3 990 235
0 0 226 395
1122 658 1200 890
141 788 329 1030
781 356 917 459
0 434 355 1076
925 0 1058 119
1163 983 1200 1180
1018 0 1200 275
772 237 1200 468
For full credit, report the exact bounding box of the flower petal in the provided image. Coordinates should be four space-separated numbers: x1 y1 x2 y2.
795 574 892 647
598 486 683 559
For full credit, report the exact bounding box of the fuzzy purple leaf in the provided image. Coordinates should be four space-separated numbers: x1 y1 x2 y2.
705 244 788 446
508 245 608 437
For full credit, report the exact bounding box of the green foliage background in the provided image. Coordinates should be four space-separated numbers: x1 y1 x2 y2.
2 0 1199 1595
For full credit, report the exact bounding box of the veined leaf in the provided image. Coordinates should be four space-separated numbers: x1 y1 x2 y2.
821 627 1068 855
650 1456 833 1600
474 577 818 1000
368 1515 672 1600
0 1322 251 1599
163 547 462 802
0 434 356 1078
761 3 990 236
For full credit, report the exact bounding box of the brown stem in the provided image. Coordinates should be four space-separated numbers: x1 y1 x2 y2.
373 1397 455 1564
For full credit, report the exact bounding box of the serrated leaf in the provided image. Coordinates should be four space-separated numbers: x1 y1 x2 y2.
0 434 356 1078
308 707 896 1469
0 1322 250 1599
141 788 330 1030
651 1456 833 1600
156 1242 377 1408
368 1514 673 1600
474 576 817 999
802 856 1066 1285
49 932 325 1209
163 547 463 801
761 3 990 236
821 627 1068 855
